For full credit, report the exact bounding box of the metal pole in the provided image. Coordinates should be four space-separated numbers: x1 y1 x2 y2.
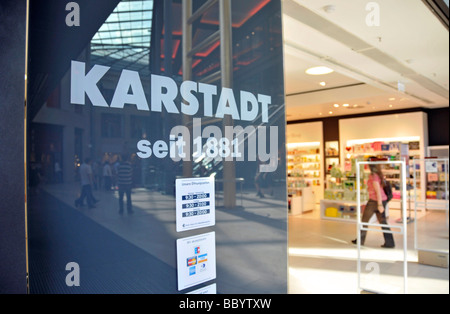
413 159 418 250
163 0 174 194
401 160 408 294
182 0 193 178
164 0 173 76
182 0 192 89
219 0 236 208
356 161 362 293
446 159 449 228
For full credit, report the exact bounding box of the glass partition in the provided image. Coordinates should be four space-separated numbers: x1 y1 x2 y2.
26 0 287 294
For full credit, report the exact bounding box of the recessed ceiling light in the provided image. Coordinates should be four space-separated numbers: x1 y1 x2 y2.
334 104 339 108
323 5 336 13
389 104 393 108
353 104 358 108
319 113 323 116
306 66 334 75
389 98 396 101
329 111 333 115
343 104 349 107
320 82 327 86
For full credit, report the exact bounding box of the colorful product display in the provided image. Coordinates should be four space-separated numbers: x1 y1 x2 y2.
426 161 449 200
287 144 321 213
344 139 423 204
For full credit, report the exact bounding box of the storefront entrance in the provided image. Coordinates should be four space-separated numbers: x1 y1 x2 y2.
26 0 288 294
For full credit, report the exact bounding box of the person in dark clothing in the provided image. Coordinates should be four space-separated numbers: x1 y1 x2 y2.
75 158 98 209
352 162 395 248
117 154 133 215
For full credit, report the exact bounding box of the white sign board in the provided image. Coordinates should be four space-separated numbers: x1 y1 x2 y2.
177 232 216 291
176 177 215 232
187 283 217 294
425 160 438 173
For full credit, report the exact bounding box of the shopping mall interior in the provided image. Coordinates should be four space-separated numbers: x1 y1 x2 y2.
282 0 449 294
0 0 448 294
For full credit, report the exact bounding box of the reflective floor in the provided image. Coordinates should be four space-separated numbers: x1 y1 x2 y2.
33 182 287 294
32 182 448 294
289 207 449 294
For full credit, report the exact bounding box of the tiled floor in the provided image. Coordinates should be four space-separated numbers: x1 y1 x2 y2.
38 183 448 294
38 183 288 294
288 207 449 294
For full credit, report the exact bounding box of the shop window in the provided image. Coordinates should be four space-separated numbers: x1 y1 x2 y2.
101 113 123 138
27 0 287 295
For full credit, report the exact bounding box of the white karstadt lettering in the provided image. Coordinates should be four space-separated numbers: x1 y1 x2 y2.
70 60 270 123
70 61 279 172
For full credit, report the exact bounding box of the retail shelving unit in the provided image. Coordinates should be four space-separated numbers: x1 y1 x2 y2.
412 157 449 270
425 146 449 210
338 112 428 213
287 144 321 214
321 168 369 222
321 139 425 222
343 141 423 210
288 177 315 215
325 141 340 179
286 122 324 205
413 158 449 211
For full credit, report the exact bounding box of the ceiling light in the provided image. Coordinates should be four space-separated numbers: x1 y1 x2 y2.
389 98 396 101
323 5 336 13
329 111 333 115
343 104 349 107
306 66 334 75
333 104 339 108
320 82 327 86
287 142 321 149
389 104 393 108
353 104 358 108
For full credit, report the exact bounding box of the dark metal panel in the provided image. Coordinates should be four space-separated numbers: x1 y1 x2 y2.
0 0 27 294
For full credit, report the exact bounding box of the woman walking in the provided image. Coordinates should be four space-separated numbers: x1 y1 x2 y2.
352 161 395 248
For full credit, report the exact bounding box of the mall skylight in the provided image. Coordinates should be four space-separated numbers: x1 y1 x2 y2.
91 0 154 76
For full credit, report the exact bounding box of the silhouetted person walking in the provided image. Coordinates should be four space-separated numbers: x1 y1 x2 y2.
117 154 133 215
75 158 98 209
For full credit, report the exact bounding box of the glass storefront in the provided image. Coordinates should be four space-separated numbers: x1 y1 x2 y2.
27 0 287 294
